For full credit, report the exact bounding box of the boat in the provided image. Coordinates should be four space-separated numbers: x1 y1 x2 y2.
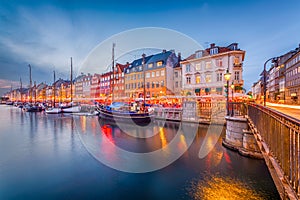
23 104 42 112
97 102 153 124
97 45 153 124
45 70 62 114
45 107 62 114
61 105 81 113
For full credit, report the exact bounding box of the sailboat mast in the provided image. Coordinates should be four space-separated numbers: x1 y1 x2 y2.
20 77 22 102
28 64 32 103
112 43 115 102
70 57 73 103
53 70 56 107
34 81 36 103
142 53 146 113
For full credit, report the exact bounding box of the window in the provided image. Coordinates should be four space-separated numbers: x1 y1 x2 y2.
147 82 150 89
186 77 191 84
175 71 178 78
234 57 240 64
156 82 159 88
157 61 163 67
161 70 165 76
161 81 164 87
146 72 150 78
185 64 191 72
210 48 218 55
152 72 155 77
216 59 223 67
196 75 201 84
217 73 223 82
205 62 211 69
205 74 212 83
156 71 160 77
195 63 201 71
234 71 240 81
148 63 153 68
175 81 178 88
195 51 203 58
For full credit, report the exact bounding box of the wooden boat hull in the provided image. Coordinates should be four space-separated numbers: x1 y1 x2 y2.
98 107 152 125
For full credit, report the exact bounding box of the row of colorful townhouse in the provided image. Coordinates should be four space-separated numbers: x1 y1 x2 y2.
6 42 246 103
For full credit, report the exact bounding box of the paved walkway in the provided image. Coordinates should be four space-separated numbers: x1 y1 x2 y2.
266 103 300 120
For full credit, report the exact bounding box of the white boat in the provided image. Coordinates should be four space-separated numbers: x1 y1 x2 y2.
45 107 62 114
62 106 81 113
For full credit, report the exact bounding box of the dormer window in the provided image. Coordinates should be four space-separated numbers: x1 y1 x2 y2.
210 48 218 55
195 51 203 58
148 63 153 68
157 61 163 67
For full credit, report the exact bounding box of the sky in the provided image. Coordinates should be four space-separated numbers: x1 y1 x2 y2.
0 0 299 96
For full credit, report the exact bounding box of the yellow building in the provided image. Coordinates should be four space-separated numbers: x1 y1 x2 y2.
124 50 179 98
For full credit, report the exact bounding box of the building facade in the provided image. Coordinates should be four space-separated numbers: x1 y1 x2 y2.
124 50 178 98
285 50 300 104
181 43 245 96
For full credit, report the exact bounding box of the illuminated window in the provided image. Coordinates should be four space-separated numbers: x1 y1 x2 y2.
234 57 240 64
157 61 163 67
205 62 211 69
205 74 212 83
196 75 201 84
156 71 160 77
195 63 201 71
148 63 153 68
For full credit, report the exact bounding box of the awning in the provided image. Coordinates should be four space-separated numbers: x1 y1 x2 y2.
216 87 223 92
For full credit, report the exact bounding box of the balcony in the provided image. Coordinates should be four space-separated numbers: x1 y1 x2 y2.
233 63 243 68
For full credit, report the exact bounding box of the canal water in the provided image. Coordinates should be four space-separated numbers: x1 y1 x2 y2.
0 105 280 199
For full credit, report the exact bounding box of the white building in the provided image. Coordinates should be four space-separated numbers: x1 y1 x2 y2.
181 43 245 96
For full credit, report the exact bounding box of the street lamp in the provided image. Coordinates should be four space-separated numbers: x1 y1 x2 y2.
224 69 231 116
263 57 277 106
230 81 234 116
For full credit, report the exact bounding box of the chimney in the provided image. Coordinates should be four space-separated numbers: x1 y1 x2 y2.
162 49 166 53
177 52 181 61
210 43 215 48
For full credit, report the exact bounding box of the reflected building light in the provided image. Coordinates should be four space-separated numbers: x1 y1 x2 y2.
159 127 167 149
178 134 187 150
81 116 86 133
188 175 263 200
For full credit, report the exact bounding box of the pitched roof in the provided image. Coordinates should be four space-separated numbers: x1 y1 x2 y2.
145 51 172 64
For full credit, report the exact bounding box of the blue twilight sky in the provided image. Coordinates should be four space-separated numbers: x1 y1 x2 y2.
0 0 299 96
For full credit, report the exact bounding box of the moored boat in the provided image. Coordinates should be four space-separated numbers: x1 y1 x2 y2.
61 105 81 113
97 102 153 125
45 107 62 114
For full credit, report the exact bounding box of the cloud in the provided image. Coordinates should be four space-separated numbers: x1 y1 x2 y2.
0 79 20 89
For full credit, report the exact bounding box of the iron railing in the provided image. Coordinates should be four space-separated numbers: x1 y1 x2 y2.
248 103 300 197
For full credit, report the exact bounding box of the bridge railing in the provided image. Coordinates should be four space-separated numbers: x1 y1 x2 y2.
248 103 300 197
228 102 248 117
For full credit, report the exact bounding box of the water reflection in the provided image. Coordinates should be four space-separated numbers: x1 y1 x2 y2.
187 174 263 200
0 106 280 199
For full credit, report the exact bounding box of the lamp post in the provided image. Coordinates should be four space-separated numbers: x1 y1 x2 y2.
263 57 277 106
224 69 231 116
231 81 234 116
